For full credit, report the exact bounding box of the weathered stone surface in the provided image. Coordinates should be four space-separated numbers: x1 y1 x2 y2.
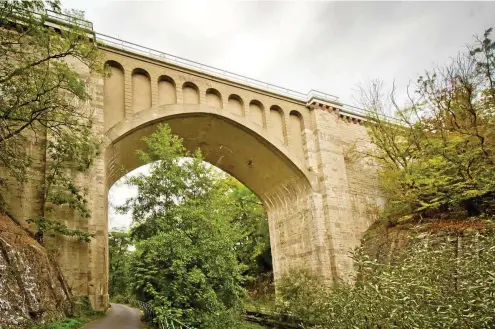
0 214 71 328
0 43 384 312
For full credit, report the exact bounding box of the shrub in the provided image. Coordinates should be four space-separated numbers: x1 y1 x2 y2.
277 232 495 329
30 318 83 329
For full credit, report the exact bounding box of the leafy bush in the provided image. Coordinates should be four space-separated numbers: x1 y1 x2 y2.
30 318 83 329
110 294 139 308
277 232 495 328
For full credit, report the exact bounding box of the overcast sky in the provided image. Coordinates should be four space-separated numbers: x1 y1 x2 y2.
62 0 495 229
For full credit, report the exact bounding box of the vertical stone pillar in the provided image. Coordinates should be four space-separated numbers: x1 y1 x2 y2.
222 94 229 111
311 105 354 280
176 79 184 104
124 68 133 118
87 72 110 311
243 100 250 118
264 177 332 284
265 106 272 131
306 102 383 282
198 85 206 105
150 74 159 108
284 111 293 149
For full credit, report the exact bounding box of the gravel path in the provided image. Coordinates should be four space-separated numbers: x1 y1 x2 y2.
81 303 142 329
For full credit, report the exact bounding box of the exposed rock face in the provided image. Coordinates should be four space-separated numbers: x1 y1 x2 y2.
0 214 72 328
361 219 494 263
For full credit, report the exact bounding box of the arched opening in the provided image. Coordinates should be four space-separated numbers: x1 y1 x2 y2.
289 110 305 162
228 94 244 116
182 82 200 104
132 68 152 113
105 113 309 197
249 100 265 127
158 75 176 105
105 109 313 281
105 111 313 319
104 60 125 131
270 105 285 143
108 158 274 304
206 88 222 109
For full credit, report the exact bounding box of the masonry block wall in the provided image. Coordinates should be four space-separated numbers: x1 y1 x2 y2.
0 45 383 311
309 105 383 282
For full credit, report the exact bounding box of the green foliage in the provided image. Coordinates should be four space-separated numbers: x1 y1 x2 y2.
30 296 104 329
110 294 140 308
71 296 96 317
223 178 271 277
26 217 93 243
277 232 495 329
359 28 495 222
0 1 101 241
30 318 83 329
113 124 270 329
108 230 132 296
235 322 267 329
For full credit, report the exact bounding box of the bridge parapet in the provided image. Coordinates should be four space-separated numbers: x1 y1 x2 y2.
96 33 342 107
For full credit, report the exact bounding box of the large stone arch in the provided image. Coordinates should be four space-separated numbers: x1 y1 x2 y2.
103 103 321 294
105 104 313 195
38 49 384 313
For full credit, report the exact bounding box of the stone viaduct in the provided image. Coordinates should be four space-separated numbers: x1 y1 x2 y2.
3 18 383 311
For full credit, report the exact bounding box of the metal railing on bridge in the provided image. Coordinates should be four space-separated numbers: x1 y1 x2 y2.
27 7 380 121
94 32 341 105
31 8 341 107
138 301 194 329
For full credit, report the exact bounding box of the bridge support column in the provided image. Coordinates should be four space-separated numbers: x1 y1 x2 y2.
311 105 382 282
264 182 332 283
266 105 383 284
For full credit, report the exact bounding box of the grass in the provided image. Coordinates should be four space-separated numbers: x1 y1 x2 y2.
29 297 105 329
29 313 104 329
238 321 268 329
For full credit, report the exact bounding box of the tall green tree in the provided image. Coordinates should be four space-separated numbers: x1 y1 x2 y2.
0 0 101 242
119 125 252 328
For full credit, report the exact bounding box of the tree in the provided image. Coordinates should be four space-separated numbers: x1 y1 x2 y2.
222 177 271 277
119 125 250 328
0 0 101 242
108 230 132 297
357 28 495 222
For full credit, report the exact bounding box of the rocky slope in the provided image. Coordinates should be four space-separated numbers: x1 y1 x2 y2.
0 214 72 328
361 218 494 263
